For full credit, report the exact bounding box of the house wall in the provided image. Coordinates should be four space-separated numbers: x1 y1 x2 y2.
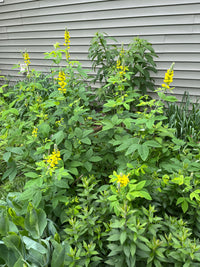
0 0 200 101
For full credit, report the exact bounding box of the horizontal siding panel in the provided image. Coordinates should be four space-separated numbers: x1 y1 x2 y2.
1 34 200 47
2 0 200 13
3 0 35 4
1 4 200 23
1 1 200 20
3 15 200 33
2 25 200 40
3 0 105 8
2 43 200 55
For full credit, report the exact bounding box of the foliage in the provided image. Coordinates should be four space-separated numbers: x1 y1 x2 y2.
88 32 157 101
164 91 200 141
1 30 200 266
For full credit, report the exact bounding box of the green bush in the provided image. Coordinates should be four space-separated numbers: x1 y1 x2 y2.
88 32 157 103
1 30 200 266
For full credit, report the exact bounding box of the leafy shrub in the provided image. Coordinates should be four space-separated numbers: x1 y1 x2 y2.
1 30 200 266
88 32 157 102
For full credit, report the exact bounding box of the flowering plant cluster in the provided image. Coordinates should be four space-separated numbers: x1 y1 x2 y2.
1 30 200 267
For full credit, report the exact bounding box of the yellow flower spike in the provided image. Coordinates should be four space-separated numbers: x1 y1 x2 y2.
64 28 70 61
162 62 175 90
57 70 67 93
23 51 31 67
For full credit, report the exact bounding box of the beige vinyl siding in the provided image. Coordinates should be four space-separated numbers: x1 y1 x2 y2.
0 0 200 101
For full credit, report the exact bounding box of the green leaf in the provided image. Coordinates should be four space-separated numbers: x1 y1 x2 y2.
24 177 43 189
137 241 151 252
69 167 78 175
85 148 93 158
54 179 70 189
130 243 136 257
84 161 93 172
144 140 162 148
51 242 65 267
138 144 149 161
82 129 93 138
111 219 125 228
172 137 186 146
38 122 50 137
18 188 36 201
2 162 17 181
123 244 130 258
32 191 42 208
24 204 47 239
74 127 83 138
24 172 39 178
127 191 152 201
190 190 200 201
8 208 24 228
53 130 66 145
120 231 127 245
146 118 154 129
107 233 120 241
89 156 102 162
2 108 19 118
3 152 11 162
115 138 134 152
112 114 121 125
6 147 23 155
135 180 146 191
181 200 189 213
23 236 47 254
102 120 114 131
0 209 9 236
176 197 184 205
3 234 21 255
135 64 144 74
13 256 24 267
125 144 139 156
81 137 91 145
183 259 192 267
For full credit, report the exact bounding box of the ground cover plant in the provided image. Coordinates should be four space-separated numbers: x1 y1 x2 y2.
1 30 200 266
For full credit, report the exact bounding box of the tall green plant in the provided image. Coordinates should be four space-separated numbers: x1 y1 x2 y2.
88 32 157 99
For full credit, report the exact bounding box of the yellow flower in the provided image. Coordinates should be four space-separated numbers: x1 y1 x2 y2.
161 83 170 89
164 70 174 84
56 118 64 126
44 148 61 168
32 127 38 137
23 51 31 67
64 28 70 60
116 59 128 77
162 65 174 90
58 71 67 93
116 173 130 188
